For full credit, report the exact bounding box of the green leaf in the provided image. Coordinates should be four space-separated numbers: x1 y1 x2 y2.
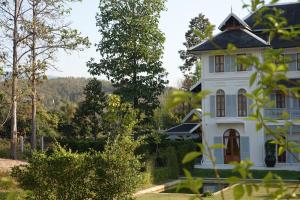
278 146 285 156
182 151 201 164
226 176 240 184
233 184 245 200
210 143 224 149
249 72 257 86
245 184 253 196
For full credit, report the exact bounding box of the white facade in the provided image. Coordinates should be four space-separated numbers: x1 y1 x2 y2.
197 48 300 168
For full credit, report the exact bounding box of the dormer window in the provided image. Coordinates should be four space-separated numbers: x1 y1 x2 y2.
215 55 224 72
218 13 250 31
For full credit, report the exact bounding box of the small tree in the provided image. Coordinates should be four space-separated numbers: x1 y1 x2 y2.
72 78 107 139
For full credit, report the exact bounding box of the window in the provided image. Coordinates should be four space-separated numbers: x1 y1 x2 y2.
237 54 247 71
216 89 225 117
238 89 247 117
297 53 300 71
275 91 286 108
215 55 224 72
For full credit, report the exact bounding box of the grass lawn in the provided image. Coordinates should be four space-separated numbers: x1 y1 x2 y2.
192 168 300 180
137 183 300 200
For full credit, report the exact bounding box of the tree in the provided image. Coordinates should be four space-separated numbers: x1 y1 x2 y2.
0 0 29 159
88 0 168 117
72 78 107 140
21 0 90 151
178 14 212 76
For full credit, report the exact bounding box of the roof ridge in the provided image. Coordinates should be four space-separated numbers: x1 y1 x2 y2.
240 28 269 45
218 12 251 31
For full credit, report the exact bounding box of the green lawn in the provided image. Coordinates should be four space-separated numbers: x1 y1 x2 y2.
137 183 300 200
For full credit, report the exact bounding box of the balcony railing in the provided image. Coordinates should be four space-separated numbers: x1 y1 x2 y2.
264 108 300 120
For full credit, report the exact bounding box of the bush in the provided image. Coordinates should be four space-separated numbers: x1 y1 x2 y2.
57 138 106 152
12 146 95 200
12 140 142 200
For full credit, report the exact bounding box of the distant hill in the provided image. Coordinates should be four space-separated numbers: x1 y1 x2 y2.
37 77 114 109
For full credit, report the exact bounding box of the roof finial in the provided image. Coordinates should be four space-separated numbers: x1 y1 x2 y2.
231 6 233 13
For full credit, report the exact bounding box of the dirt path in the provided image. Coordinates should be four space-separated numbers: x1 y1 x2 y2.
0 158 27 172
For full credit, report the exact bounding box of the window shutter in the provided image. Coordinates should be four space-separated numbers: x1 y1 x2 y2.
210 95 215 118
286 96 291 109
226 95 237 117
230 55 236 72
270 93 276 102
287 140 298 163
209 56 214 73
287 54 297 71
247 99 253 116
240 136 250 160
225 55 231 72
214 136 224 164
291 97 299 108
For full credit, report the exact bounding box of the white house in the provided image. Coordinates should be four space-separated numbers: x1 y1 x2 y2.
189 2 300 169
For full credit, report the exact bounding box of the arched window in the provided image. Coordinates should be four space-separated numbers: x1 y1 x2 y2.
238 89 247 117
216 89 225 117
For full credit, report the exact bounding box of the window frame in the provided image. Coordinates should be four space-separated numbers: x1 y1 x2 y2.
238 89 247 117
236 54 247 71
215 55 224 73
216 89 225 117
275 91 286 109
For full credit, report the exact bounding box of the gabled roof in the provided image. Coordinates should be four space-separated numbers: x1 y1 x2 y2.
189 28 269 52
219 13 250 31
244 2 300 30
182 108 202 123
165 123 200 135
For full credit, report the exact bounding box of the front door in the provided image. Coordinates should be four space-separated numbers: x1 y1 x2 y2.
223 129 240 164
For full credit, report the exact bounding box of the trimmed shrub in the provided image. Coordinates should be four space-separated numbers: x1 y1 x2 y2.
11 146 95 200
57 138 106 152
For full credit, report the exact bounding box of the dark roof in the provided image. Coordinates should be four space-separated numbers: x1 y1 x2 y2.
190 29 269 52
245 3 300 30
165 123 199 134
270 35 300 49
190 82 201 93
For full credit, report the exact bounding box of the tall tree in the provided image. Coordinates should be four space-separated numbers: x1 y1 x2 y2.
72 78 106 140
0 0 30 159
88 0 168 116
178 14 212 76
21 0 90 150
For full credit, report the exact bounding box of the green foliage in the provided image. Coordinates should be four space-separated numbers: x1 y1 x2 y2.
88 0 168 116
72 78 107 139
11 146 95 200
178 13 213 75
13 95 142 200
37 77 113 110
92 135 142 200
57 138 106 153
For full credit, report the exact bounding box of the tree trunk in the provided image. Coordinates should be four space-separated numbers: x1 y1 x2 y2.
10 0 20 160
30 0 37 151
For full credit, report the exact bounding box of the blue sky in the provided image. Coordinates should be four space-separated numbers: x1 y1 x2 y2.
47 0 293 86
